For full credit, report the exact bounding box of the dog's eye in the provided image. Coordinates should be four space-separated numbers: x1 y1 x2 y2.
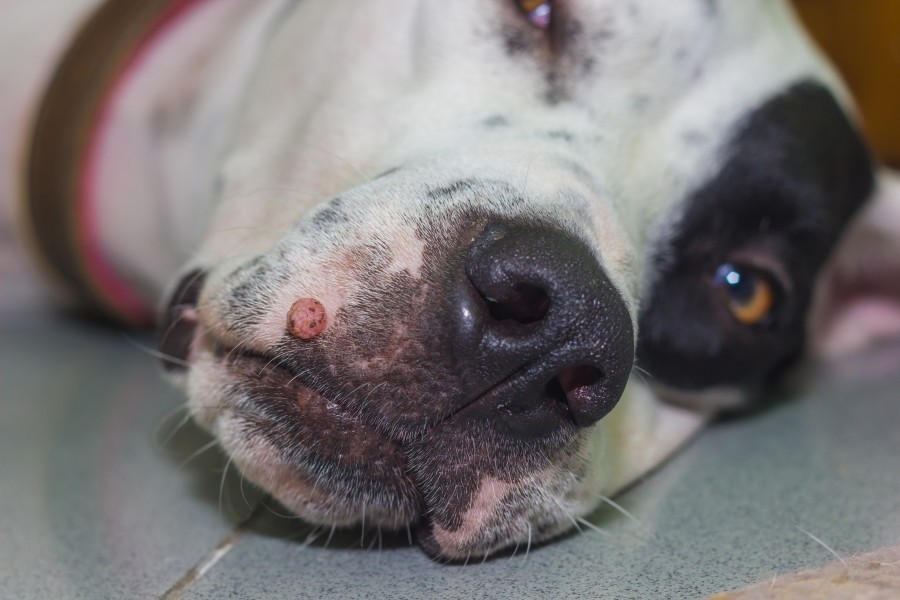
516 0 552 28
713 263 780 328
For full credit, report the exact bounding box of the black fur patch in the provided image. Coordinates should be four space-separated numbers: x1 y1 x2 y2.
637 81 874 393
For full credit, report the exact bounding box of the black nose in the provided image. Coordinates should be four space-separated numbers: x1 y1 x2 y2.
451 223 634 436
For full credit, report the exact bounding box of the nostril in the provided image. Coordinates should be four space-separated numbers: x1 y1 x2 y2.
557 366 611 427
558 365 604 398
458 222 634 435
482 283 550 325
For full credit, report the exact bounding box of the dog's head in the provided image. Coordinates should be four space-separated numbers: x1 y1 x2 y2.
158 0 894 559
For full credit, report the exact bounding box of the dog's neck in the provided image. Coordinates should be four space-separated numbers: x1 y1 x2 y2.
86 0 290 315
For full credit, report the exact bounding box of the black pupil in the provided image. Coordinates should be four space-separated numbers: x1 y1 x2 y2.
715 264 756 303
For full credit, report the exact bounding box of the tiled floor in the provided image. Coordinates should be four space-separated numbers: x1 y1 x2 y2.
2 236 900 599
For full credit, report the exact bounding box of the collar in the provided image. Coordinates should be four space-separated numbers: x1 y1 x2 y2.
22 0 206 327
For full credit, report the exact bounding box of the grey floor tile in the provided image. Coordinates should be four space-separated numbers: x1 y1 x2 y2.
0 315 258 599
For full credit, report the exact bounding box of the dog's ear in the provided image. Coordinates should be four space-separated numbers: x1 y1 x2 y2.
808 169 900 358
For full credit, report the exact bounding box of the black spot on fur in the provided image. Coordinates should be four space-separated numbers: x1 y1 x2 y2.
311 198 348 227
545 130 575 143
483 115 511 129
638 81 874 395
503 25 534 56
426 179 479 200
555 158 599 191
544 71 566 105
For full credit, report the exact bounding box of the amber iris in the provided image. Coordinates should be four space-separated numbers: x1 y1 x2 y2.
714 263 778 327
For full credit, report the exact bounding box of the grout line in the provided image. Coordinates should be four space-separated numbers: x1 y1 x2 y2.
159 504 264 600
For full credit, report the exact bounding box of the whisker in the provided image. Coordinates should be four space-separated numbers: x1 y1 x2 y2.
360 505 367 548
796 526 847 569
508 540 521 562
632 363 653 379
177 439 220 469
123 334 191 368
324 523 338 549
597 494 644 531
218 457 234 517
307 146 374 185
303 527 325 547
576 517 610 537
520 156 535 197
153 404 192 449
238 466 251 510
523 524 532 563
259 497 305 519
545 494 584 537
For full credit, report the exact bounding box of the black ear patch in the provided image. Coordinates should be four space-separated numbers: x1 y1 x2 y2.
637 81 874 394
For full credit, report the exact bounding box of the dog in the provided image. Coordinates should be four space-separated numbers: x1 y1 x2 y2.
5 0 900 561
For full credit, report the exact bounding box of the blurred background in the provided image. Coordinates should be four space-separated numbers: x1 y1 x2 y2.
795 0 900 167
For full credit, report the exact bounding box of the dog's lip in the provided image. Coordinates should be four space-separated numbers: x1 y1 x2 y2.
210 341 555 439
213 343 408 445
211 342 420 442
209 335 588 443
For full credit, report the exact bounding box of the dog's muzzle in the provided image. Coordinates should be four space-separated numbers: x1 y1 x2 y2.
162 221 632 436
157 218 634 555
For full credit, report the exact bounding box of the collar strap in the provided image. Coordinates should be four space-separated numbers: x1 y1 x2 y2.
22 0 203 327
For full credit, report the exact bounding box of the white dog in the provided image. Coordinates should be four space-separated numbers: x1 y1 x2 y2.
4 0 899 560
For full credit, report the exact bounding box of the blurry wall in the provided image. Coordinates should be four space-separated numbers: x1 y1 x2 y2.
795 0 900 167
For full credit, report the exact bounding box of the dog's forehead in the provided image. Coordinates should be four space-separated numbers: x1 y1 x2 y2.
220 0 848 219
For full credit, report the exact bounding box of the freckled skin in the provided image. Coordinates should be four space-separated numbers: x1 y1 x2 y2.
288 298 328 340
